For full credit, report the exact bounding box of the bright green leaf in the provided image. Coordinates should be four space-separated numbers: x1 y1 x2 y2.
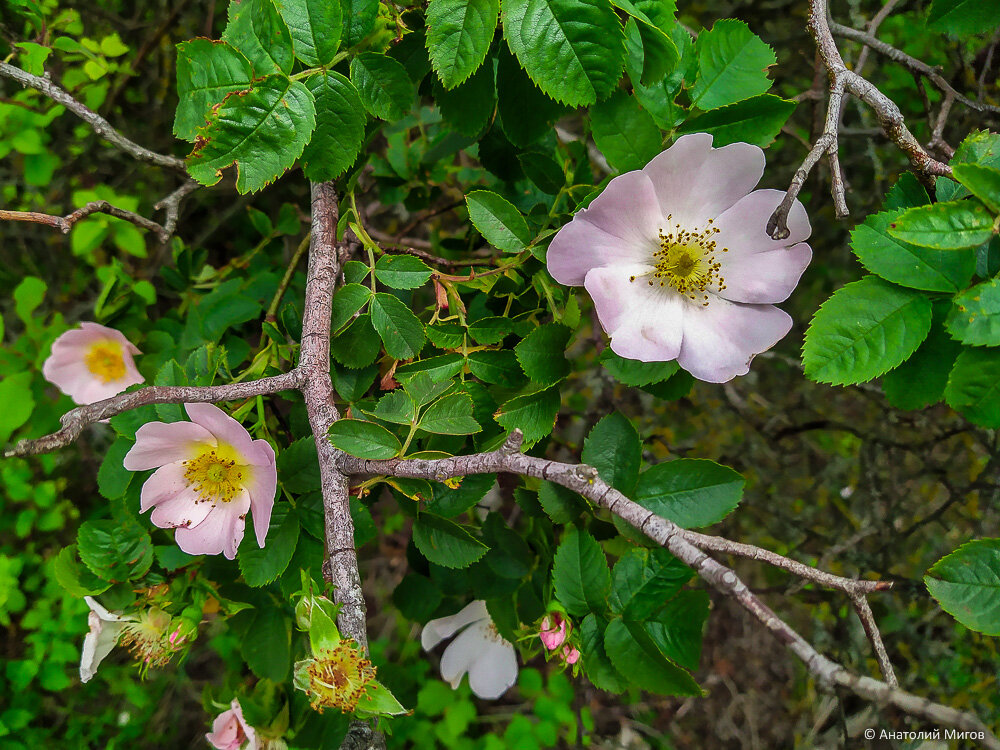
327 419 402 458
604 618 701 696
552 526 611 617
301 71 366 181
945 347 1000 427
889 200 996 250
514 323 570 384
691 19 774 110
426 0 499 88
369 292 426 359
925 539 1000 635
635 458 744 529
582 412 641 494
413 512 488 568
174 39 254 141
239 505 300 586
418 393 481 435
494 385 560 443
466 189 532 252
350 52 415 121
275 0 342 66
590 90 661 172
374 254 433 289
946 277 1000 346
677 94 794 148
952 163 1000 213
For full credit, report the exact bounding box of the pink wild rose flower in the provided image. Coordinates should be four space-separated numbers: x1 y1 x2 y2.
206 698 259 750
42 322 144 404
539 613 568 650
123 403 277 560
546 133 812 383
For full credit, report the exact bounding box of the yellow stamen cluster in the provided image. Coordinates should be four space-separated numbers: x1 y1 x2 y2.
303 641 377 713
182 450 244 503
84 342 127 383
119 608 180 673
628 216 728 306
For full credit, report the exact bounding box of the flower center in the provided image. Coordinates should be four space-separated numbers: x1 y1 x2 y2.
182 449 244 503
302 641 377 713
84 342 127 383
119 608 181 673
629 217 728 306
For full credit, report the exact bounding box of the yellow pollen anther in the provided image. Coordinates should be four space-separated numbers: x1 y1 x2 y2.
84 342 127 383
182 449 244 503
628 224 726 305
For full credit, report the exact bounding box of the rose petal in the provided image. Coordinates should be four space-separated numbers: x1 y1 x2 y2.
715 241 812 304
172 492 250 559
466 635 518 700
124 421 216 471
79 322 142 355
148 486 216 530
185 403 256 459
438 619 489 689
139 462 191 513
676 299 792 382
421 600 489 651
245 440 277 548
643 134 764 226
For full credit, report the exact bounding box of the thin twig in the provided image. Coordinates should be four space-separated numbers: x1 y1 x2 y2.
0 60 186 172
0 200 169 243
266 232 311 322
850 594 898 686
853 0 902 75
153 179 201 237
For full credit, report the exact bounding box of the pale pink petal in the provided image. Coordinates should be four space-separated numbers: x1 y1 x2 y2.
643 134 764 226
43 358 98 402
677 299 792 382
422 600 489 651
546 171 662 285
139 462 190 512
185 403 256 458
715 241 812 304
245 440 277 548
440 620 517 699
80 322 142 355
713 188 811 249
80 596 135 683
124 421 216 471
206 709 243 750
585 266 684 362
148 487 216 530
173 492 250 559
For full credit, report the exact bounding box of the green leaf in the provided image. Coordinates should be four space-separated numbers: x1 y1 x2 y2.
331 283 372 331
242 607 291 681
427 473 497 517
465 189 532 252
301 71 366 181
77 518 153 583
582 412 641 494
677 94 794 148
53 545 110 597
371 389 416 425
413 512 488 568
802 276 933 386
889 200 996 250
609 547 692 620
646 589 709 670
369 292 426 359
396 353 466 381
330 313 381 368
327 419 402 458
604 618 701 696
13 276 46 324
635 458 744 529
224 0 294 75
418 393 481 435
927 0 1000 36
552 526 611 617
494 385 560 443
350 52 415 120
174 39 254 141
517 151 564 193
537 481 588 524
599 348 679 386
340 0 379 47
467 316 513 345
468 349 525 386
952 163 1000 213
947 277 1000 346
580 614 627 692
97 438 134 500
851 209 976 293
590 90 661 172
426 0 499 88
275 0 342 66
277 437 322 493
435 62 497 136
886 172 931 211
691 19 774 110
393 573 443 621
883 302 961 410
239 505 300 586
186 75 317 193
925 539 1000 635
0 371 34 444
945 347 1000 427
495 47 567 147
514 323 570 384
374 254 433 289
502 0 625 107
402 371 455 407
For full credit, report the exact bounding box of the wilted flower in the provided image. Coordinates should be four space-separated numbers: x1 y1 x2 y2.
538 613 568 651
294 639 378 714
561 644 580 665
206 698 259 750
80 596 135 683
118 606 186 673
122 403 277 560
43 322 144 404
546 133 812 383
421 600 517 700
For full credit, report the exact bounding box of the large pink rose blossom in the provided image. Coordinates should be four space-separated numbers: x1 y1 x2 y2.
42 322 144 404
123 403 277 559
206 698 259 750
546 133 812 383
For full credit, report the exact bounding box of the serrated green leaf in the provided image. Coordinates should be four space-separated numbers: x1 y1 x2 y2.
224 0 294 75
374 254 433 289
53 545 111 597
926 539 1000 635
677 94 794 148
350 52 415 120
582 412 641 494
590 90 661 172
851 209 976 293
553 526 611 617
691 19 774 110
468 349 525 386
886 173 931 211
945 347 1000 427
426 0 499 88
301 71 366 181
77 518 153 583
514 323 570 384
889 200 996 250
330 313 381 368
927 0 1000 36
803 276 933 386
174 39 255 141
239 505 299 586
97 438 134 500
952 163 1000 213
609 547 692 620
502 0 625 107
396 353 466 381
427 473 496 517
418 393 481 434
401 371 455 407
369 292 426 360
646 589 709 670
599 347 679 386
242 607 291 681
882 302 961 411
946 277 1000 345
466 189 532 252
635 458 744 529
413 512 488 567
277 437 322 493
537 481 588 524
426 323 466 349
580 614 627 692
604 618 701 696
467 316 512 345
495 47 567 147
331 283 372 331
371 389 416 425
340 0 379 47
186 75 317 193
494 385 560 442
328 419 402 458
275 0 342 66
435 61 497 136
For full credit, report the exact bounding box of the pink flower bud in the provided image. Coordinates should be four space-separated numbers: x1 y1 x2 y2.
539 613 568 650
562 645 580 665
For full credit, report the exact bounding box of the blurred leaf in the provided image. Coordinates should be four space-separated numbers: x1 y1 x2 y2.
927 0 1000 36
